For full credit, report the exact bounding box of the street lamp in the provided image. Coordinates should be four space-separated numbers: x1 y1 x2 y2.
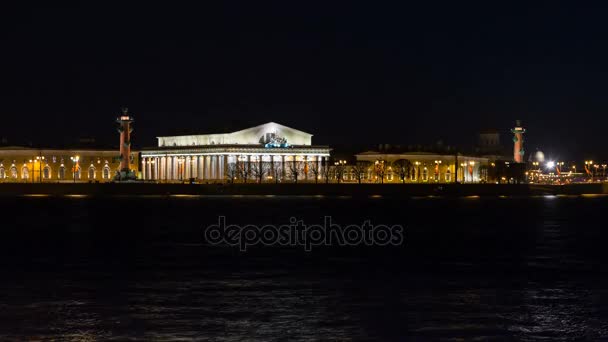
70 156 80 183
585 160 595 181
469 161 475 183
28 159 34 183
414 161 421 183
460 163 466 183
35 156 45 183
594 164 600 182
434 160 442 182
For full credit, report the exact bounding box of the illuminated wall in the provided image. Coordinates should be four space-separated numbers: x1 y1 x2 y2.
0 148 140 182
354 152 489 183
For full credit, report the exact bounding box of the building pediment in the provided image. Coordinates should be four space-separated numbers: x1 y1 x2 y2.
157 122 313 147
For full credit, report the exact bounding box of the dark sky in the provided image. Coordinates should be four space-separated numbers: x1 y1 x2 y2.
1 2 607 160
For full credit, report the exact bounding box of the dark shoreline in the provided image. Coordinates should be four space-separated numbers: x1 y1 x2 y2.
0 182 606 197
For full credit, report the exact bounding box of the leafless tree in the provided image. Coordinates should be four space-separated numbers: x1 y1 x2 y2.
308 159 320 184
322 161 331 184
374 160 387 184
226 162 238 183
251 160 271 183
271 163 282 183
237 159 250 183
392 159 412 183
334 163 347 183
288 159 305 183
352 161 371 184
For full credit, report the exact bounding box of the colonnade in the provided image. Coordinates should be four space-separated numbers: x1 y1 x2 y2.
141 154 327 182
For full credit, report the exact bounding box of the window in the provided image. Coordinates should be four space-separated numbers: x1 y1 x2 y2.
10 166 18 179
103 165 111 179
22 166 29 179
58 166 66 180
422 168 428 181
74 166 81 180
445 169 451 182
88 166 96 179
0 166 4 179
43 166 51 179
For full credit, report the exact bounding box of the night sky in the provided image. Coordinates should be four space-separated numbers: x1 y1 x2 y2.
1 2 607 160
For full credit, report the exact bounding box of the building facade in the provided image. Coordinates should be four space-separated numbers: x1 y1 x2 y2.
354 151 489 183
0 147 140 182
140 122 331 182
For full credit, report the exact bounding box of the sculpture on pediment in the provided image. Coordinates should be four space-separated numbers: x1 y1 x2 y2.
260 132 290 148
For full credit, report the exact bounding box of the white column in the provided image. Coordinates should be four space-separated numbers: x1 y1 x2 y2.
195 156 200 179
316 156 321 181
146 158 152 180
201 156 205 180
281 155 286 179
142 157 147 180
155 157 159 180
173 156 178 180
269 155 274 179
186 156 191 179
192 156 198 180
213 156 220 179
159 157 163 180
205 155 210 180
163 157 167 181
220 155 225 181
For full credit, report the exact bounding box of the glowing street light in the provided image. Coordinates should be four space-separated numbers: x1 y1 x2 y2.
70 155 80 183
35 156 45 183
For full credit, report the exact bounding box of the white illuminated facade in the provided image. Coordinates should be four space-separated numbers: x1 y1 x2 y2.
140 122 331 182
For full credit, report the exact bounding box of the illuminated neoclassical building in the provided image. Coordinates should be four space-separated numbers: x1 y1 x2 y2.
354 151 489 183
140 122 331 182
0 146 140 182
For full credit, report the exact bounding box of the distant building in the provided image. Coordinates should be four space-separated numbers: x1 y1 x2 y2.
478 129 502 154
140 122 331 182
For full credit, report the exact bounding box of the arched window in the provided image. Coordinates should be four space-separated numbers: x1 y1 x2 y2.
422 168 428 181
0 166 4 179
103 165 111 179
58 165 66 180
22 166 29 179
88 166 96 179
10 166 18 179
74 166 81 180
445 169 451 182
43 165 51 180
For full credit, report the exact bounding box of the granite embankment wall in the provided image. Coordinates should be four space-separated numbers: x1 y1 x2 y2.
0 182 606 197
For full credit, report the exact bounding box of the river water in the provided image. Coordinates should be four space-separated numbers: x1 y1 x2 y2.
1 194 607 340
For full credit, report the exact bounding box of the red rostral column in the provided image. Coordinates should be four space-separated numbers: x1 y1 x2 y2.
511 120 526 163
117 108 134 172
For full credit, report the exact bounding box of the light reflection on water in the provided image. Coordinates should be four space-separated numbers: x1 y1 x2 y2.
0 196 607 340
